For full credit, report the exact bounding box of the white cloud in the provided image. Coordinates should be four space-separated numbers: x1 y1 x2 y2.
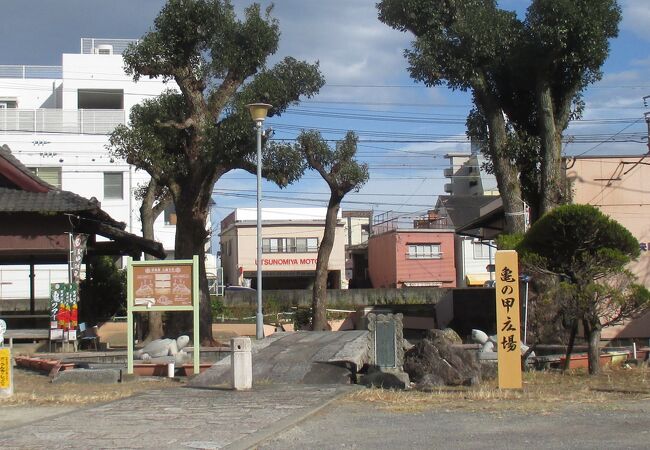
620 0 650 41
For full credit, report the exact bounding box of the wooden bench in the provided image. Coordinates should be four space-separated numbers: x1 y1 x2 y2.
2 328 50 348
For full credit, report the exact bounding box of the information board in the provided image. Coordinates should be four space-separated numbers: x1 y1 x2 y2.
127 256 200 376
132 264 193 307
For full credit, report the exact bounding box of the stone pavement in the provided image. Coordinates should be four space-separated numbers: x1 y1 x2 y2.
0 384 356 450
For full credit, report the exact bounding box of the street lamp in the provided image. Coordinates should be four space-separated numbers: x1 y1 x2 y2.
246 102 272 340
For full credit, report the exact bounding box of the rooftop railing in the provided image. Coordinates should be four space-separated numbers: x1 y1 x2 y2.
0 109 125 135
80 38 138 55
373 211 453 235
0 65 62 79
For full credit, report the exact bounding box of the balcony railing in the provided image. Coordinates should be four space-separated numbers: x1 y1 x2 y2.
373 211 453 235
80 38 138 55
0 109 125 134
0 65 62 79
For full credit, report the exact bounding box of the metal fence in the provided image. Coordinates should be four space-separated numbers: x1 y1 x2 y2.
372 210 453 234
80 38 138 55
0 109 125 134
0 65 62 79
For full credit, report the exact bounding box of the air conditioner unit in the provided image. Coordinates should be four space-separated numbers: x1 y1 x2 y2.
94 44 114 55
444 183 453 193
443 167 454 177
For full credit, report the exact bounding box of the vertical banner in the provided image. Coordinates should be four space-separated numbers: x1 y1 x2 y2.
495 250 522 389
50 283 79 334
0 347 12 397
69 233 89 283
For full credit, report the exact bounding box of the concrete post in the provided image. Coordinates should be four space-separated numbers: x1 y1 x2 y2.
231 337 252 390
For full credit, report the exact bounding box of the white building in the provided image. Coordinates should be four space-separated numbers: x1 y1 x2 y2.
220 208 347 290
0 38 190 301
436 147 499 287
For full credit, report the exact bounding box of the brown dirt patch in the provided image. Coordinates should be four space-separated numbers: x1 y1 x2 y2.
346 366 650 414
4 368 179 406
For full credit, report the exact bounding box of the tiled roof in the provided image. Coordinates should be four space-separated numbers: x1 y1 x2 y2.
0 144 53 190
0 144 164 258
0 144 121 227
0 186 101 213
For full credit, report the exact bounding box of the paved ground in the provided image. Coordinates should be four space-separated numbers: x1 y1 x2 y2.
260 399 650 449
0 384 355 450
2 383 649 449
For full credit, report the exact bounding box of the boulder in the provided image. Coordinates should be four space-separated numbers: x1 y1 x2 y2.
404 329 481 389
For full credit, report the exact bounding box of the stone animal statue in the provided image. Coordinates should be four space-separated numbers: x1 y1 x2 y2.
471 329 533 356
135 335 190 365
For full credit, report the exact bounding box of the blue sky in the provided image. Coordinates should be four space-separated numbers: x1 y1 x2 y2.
1 0 649 233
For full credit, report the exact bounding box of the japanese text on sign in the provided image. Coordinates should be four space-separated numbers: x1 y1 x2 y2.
495 250 522 389
0 348 10 389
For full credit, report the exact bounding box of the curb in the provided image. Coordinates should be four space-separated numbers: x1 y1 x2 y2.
225 384 362 450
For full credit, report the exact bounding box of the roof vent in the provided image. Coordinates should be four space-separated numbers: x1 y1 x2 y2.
94 44 114 55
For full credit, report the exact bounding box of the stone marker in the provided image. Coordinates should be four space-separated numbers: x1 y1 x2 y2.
361 313 411 389
231 337 252 390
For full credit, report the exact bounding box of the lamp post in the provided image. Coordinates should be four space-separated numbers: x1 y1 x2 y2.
246 103 272 340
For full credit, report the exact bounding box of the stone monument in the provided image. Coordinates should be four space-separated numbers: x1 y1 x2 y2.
361 313 411 389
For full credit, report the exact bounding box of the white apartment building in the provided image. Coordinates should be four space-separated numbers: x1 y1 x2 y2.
437 147 499 287
0 38 189 301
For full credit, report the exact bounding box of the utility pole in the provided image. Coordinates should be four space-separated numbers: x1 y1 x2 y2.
643 95 650 154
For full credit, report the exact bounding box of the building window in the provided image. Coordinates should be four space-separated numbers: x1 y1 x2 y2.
473 242 492 259
164 204 177 225
103 172 123 199
29 166 61 189
262 237 318 253
407 244 441 259
296 237 318 252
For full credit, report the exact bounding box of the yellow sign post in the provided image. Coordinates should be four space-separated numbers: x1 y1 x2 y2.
0 347 13 397
495 250 522 389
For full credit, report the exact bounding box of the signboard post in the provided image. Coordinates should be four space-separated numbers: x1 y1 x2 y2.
127 256 200 375
0 347 13 397
495 250 522 390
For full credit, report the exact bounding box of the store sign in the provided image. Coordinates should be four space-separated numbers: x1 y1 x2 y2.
258 258 318 266
495 250 522 390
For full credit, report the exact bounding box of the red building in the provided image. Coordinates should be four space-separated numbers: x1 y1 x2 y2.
368 212 456 288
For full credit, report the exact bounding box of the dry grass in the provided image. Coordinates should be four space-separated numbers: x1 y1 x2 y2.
346 366 650 414
4 368 179 406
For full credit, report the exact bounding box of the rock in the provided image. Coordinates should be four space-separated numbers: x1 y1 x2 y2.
361 368 410 390
52 368 121 384
404 330 481 389
439 328 462 345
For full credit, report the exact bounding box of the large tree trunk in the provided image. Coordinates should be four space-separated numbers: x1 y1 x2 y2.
311 196 342 331
584 319 602 375
562 320 578 372
172 188 214 344
537 81 565 216
140 181 165 343
474 84 526 234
